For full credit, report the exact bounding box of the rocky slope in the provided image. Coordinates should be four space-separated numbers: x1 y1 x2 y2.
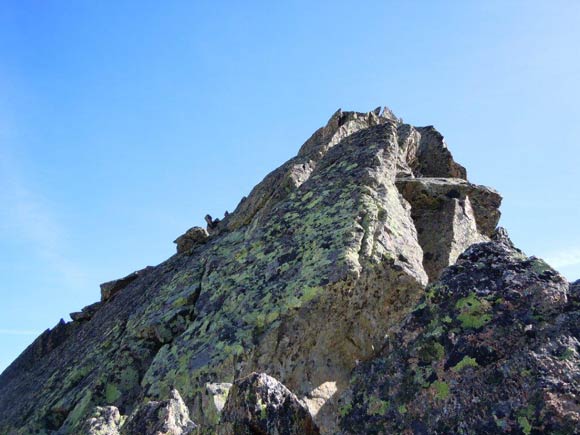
0 108 577 434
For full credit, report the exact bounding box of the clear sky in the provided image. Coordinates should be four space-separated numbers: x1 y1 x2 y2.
1 1 579 374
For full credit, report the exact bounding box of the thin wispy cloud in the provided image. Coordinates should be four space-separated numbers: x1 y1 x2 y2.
0 329 41 336
544 248 580 269
0 147 87 288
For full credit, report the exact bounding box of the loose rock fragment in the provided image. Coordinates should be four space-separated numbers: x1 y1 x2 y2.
173 226 209 254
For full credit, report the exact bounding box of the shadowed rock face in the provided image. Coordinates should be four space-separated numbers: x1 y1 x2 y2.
4 107 571 435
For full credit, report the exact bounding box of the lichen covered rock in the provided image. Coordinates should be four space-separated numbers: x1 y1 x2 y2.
0 107 569 435
218 372 319 435
339 239 579 434
121 389 196 435
79 406 122 435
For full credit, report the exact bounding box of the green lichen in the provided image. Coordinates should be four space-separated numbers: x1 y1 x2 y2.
457 312 492 329
558 347 574 361
397 404 407 414
301 285 322 303
367 396 390 416
418 341 445 363
518 416 532 435
455 293 492 329
426 283 448 300
413 302 427 311
105 383 121 403
529 258 552 275
431 380 450 400
413 365 434 388
339 403 352 417
258 398 267 420
452 356 479 372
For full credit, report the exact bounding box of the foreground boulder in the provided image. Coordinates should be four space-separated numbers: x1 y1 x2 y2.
121 389 196 435
219 372 319 435
339 236 580 434
79 406 122 435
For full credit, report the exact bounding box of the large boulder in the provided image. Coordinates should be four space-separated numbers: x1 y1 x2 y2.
339 238 580 434
218 372 319 435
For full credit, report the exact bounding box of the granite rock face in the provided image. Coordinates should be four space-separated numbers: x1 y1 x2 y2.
396 177 501 281
0 108 575 435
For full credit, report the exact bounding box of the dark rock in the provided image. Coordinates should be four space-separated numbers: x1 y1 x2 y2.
339 241 579 434
100 267 153 302
219 372 320 435
414 126 467 179
204 214 220 233
70 302 102 322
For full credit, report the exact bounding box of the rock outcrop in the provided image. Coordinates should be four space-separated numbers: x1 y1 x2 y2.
0 108 575 435
174 227 209 254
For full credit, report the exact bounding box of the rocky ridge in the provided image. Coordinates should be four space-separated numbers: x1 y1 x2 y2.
0 108 577 434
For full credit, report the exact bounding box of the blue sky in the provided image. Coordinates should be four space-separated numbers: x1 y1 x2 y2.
1 1 579 373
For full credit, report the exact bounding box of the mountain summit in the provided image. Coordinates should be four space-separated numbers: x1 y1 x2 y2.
1 108 578 434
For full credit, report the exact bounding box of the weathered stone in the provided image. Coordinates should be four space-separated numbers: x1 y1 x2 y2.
100 266 153 302
79 406 122 435
173 226 209 254
396 177 501 280
121 389 196 435
70 302 102 322
218 372 319 435
415 126 467 179
339 241 579 434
